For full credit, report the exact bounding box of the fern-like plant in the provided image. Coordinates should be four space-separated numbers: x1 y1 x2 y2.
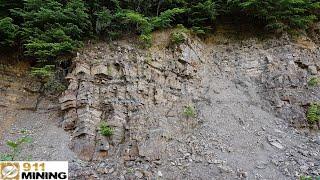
239 0 320 32
99 122 114 137
307 103 320 124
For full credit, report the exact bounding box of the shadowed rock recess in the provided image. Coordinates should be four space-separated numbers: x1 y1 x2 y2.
57 31 320 179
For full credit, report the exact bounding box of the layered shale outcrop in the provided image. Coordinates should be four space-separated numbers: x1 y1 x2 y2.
58 31 320 179
59 34 204 162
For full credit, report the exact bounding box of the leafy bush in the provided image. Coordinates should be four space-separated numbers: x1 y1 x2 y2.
139 34 152 48
30 65 66 93
151 8 186 29
99 122 114 137
170 25 189 45
307 103 320 124
99 8 186 47
0 17 18 47
238 0 320 32
11 0 89 60
183 105 197 118
0 0 319 63
299 175 313 180
120 10 153 46
30 65 66 94
30 65 55 81
186 0 217 32
95 9 113 36
191 26 206 35
0 136 32 161
308 77 319 87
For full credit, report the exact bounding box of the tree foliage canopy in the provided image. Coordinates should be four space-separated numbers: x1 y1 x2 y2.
0 0 319 61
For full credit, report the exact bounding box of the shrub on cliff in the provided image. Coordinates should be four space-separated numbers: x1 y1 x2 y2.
95 7 185 46
0 0 319 63
237 0 320 31
308 77 320 87
307 103 320 124
11 0 90 61
99 122 113 137
0 17 18 47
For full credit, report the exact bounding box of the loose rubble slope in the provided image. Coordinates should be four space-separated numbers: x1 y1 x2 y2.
0 59 76 161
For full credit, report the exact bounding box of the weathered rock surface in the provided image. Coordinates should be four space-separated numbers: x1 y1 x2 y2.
0 59 76 161
211 33 320 129
58 30 320 179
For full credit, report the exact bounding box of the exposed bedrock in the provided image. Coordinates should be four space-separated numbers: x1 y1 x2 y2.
59 32 320 179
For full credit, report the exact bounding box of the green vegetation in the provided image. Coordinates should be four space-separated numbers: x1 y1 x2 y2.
30 65 55 81
308 77 320 87
11 0 89 60
99 122 114 137
0 0 319 65
299 175 313 180
183 105 197 118
170 25 188 45
238 0 320 32
126 168 134 174
0 136 32 161
30 65 66 93
0 17 18 47
307 103 320 124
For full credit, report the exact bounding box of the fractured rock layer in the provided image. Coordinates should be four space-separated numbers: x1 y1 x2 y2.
60 35 203 161
60 31 320 179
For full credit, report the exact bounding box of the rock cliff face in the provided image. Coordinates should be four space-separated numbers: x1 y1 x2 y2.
0 58 75 161
58 30 320 179
210 33 320 128
59 32 203 163
1 29 320 179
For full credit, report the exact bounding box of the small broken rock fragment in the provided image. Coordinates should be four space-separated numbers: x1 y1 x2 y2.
268 136 285 150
